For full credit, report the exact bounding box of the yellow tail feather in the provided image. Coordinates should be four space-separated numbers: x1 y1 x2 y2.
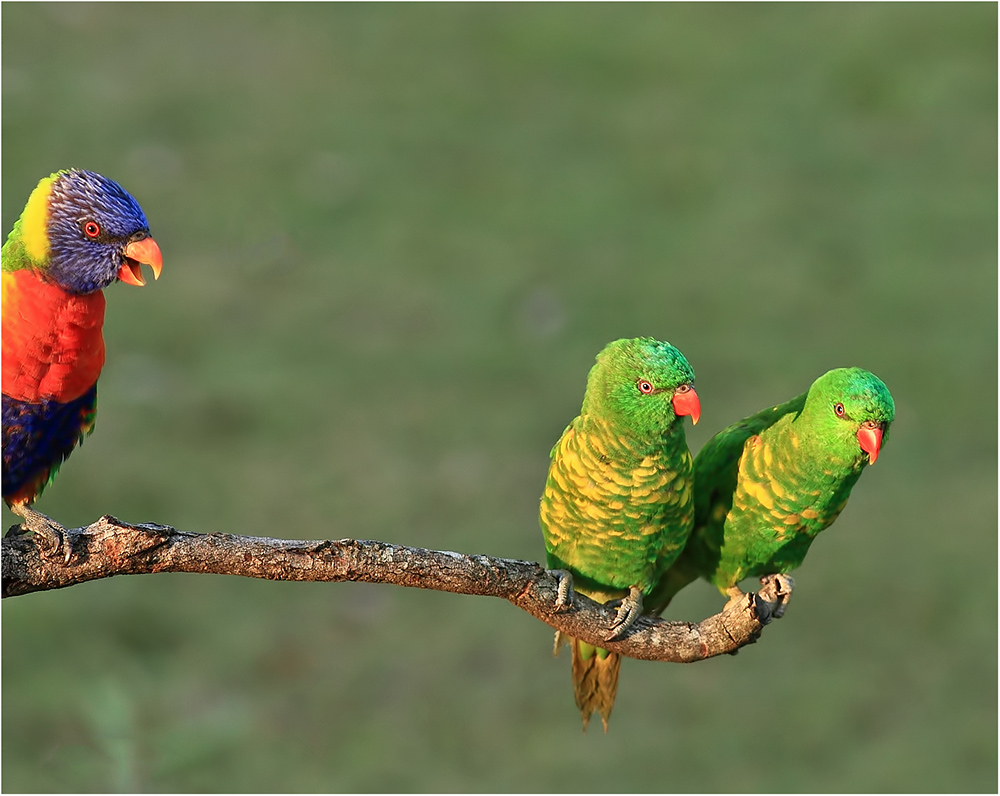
570 637 621 732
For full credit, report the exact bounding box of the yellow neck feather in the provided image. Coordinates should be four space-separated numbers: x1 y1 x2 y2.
20 173 57 264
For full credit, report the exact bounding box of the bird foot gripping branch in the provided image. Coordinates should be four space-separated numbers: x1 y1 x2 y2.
548 571 576 658
606 584 644 641
759 573 795 619
551 569 574 611
9 506 72 565
724 574 795 626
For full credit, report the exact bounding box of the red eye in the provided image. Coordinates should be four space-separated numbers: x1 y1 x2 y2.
83 221 101 238
834 402 845 417
637 380 654 394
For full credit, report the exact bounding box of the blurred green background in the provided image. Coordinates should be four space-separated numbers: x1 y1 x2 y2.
2 3 996 792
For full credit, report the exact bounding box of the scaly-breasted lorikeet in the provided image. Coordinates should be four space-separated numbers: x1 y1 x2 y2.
648 367 894 615
540 337 701 731
2 169 163 557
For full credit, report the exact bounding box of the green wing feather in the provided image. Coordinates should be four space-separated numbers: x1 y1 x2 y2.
648 392 807 613
693 393 806 530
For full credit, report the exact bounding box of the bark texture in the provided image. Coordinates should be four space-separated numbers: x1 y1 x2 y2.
1 515 790 663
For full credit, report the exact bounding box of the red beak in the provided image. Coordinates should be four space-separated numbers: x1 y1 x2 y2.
857 425 884 465
672 386 701 426
119 236 163 286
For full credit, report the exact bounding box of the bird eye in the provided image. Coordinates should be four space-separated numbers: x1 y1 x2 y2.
83 221 101 238
637 380 654 394
834 402 845 417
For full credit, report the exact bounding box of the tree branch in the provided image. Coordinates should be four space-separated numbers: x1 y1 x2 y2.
1 515 786 663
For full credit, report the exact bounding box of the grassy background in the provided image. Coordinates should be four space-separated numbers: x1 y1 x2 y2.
2 3 995 792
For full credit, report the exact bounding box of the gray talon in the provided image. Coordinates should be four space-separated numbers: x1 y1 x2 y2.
760 573 795 618
551 569 574 611
15 506 72 565
606 584 643 641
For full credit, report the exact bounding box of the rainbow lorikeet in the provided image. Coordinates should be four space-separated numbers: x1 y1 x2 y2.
2 169 163 558
648 367 894 615
540 337 701 731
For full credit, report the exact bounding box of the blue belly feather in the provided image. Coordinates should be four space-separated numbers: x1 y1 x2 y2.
2 386 98 503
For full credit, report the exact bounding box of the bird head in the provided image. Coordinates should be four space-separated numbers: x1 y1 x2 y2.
15 169 162 294
800 367 895 467
582 337 700 438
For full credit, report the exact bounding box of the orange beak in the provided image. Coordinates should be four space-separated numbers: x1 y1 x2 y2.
857 424 884 465
672 386 701 426
119 236 163 286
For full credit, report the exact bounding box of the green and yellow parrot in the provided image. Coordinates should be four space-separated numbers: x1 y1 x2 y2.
540 337 701 731
649 367 894 615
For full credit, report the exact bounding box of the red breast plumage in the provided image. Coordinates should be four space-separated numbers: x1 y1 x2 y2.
3 268 107 404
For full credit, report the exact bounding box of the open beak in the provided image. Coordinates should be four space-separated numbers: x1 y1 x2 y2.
119 236 163 287
857 424 884 465
671 386 701 426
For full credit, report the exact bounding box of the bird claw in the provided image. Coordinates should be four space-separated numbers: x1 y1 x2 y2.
606 585 643 641
15 506 73 565
759 573 795 618
549 569 574 611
